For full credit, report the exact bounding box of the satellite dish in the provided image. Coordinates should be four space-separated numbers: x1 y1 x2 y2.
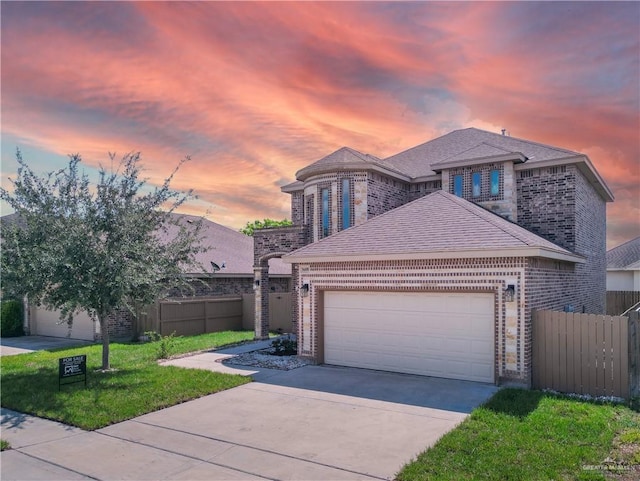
210 262 221 273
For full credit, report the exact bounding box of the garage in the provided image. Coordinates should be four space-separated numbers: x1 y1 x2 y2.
323 291 495 383
30 306 96 341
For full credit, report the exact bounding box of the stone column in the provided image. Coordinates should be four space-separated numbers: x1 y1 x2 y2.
254 265 270 339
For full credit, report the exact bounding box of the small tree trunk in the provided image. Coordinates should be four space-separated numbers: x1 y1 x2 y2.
99 313 110 370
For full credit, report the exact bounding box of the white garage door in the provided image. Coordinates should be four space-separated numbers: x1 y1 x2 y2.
324 291 495 383
31 306 96 341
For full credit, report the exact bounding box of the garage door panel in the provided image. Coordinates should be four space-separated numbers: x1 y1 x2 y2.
324 291 494 383
32 307 95 341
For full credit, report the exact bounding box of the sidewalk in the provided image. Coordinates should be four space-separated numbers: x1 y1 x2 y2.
1 337 495 481
0 338 288 481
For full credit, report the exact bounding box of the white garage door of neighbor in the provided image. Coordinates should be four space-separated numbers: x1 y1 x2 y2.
324 291 495 383
32 307 95 341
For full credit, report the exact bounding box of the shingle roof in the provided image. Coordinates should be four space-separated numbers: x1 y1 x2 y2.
284 191 582 263
430 142 525 169
1 212 290 276
606 236 640 270
384 127 580 179
295 146 405 181
163 214 290 276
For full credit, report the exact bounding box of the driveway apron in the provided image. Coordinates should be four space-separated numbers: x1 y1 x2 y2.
1 362 497 480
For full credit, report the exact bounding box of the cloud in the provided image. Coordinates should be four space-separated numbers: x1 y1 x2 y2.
1 1 638 246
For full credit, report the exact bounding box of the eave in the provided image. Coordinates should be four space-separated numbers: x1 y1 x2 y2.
284 247 585 265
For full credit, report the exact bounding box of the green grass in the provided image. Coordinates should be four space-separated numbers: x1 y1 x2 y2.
0 330 254 430
0 439 10 451
397 389 640 481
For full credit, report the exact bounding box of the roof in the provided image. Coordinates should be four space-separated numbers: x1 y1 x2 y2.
606 236 640 270
289 128 613 201
295 146 407 181
162 214 290 276
1 212 290 277
284 191 584 264
384 128 581 178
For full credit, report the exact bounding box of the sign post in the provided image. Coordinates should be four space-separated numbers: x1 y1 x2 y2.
59 355 87 390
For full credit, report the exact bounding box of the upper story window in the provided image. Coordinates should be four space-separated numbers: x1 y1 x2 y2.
472 172 481 198
490 169 500 196
453 174 463 197
342 178 351 230
321 188 329 237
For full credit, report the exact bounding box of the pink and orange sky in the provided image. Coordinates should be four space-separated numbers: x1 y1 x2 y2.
1 1 638 248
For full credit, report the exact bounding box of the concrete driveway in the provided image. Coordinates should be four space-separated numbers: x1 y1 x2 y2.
1 361 497 481
0 335 93 356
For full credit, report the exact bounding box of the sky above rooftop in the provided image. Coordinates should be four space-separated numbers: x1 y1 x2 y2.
1 1 638 248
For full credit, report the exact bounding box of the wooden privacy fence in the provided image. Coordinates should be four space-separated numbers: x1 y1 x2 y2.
606 291 640 315
532 310 640 398
241 293 292 332
139 297 243 337
137 293 293 337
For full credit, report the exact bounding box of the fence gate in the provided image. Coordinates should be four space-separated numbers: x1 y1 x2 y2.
532 310 638 398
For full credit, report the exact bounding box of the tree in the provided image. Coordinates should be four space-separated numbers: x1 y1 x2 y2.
240 218 292 236
0 150 206 370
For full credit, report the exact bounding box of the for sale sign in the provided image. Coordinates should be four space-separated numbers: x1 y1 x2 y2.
59 355 87 389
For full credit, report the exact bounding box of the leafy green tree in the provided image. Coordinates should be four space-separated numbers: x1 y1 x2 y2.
240 218 292 236
0 150 206 370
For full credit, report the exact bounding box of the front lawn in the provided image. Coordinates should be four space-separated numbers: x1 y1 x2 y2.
397 389 639 481
0 330 254 430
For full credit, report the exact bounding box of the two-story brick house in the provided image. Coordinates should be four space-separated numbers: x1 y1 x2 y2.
254 127 613 386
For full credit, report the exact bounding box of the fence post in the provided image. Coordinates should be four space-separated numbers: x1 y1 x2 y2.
630 311 640 398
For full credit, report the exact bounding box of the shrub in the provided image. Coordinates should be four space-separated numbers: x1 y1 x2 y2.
271 336 297 356
145 330 179 359
1 300 24 337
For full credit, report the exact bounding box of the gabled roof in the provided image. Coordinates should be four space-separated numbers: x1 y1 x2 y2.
283 191 583 264
607 236 640 270
384 128 580 178
430 142 527 170
295 146 407 181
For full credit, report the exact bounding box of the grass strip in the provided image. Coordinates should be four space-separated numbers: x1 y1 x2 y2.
397 388 639 481
0 330 254 430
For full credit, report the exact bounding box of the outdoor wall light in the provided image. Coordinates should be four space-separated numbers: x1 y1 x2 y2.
301 282 310 298
504 284 516 303
253 279 260 290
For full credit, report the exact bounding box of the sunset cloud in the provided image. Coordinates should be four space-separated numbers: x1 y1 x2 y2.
1 1 638 247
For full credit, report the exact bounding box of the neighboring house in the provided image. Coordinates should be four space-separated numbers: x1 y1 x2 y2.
1 213 290 341
606 236 640 291
254 127 613 387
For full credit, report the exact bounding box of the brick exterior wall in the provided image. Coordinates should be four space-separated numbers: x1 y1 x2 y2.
290 190 304 225
523 257 578 381
517 164 606 313
169 276 290 297
366 172 409 218
574 169 607 313
94 308 135 341
253 225 307 337
517 165 575 251
407 180 441 202
446 163 517 221
253 225 308 265
294 257 545 386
